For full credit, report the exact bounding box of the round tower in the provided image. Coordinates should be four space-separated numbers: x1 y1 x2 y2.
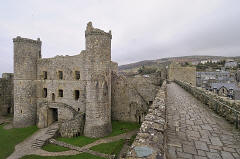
84 22 112 138
13 36 41 128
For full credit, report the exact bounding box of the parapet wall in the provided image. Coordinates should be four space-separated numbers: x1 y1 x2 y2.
125 81 167 159
175 80 240 128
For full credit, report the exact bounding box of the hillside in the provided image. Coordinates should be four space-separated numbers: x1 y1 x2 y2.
118 55 238 72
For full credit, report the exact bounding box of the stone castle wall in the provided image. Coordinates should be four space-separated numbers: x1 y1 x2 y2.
125 81 166 159
13 22 113 138
36 53 87 113
168 63 196 86
111 72 160 123
12 22 162 139
0 73 14 116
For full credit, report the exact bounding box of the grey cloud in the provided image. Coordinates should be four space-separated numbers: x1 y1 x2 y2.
1 0 240 75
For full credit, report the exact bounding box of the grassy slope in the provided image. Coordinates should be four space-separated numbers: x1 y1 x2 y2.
21 153 105 159
0 125 38 159
90 139 125 156
43 121 140 151
42 144 70 152
40 120 140 158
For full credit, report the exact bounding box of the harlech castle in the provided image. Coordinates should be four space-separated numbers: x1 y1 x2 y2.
0 22 161 138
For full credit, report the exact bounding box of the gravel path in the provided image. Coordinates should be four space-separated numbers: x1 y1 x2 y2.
166 83 240 159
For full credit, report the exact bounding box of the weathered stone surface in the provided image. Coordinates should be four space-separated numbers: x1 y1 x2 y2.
12 22 112 137
111 72 160 123
168 62 196 86
134 146 153 157
0 73 13 116
195 141 209 151
175 80 240 127
166 82 240 159
125 81 166 159
59 113 85 138
11 22 162 140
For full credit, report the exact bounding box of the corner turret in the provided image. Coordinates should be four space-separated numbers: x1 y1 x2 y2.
84 22 112 138
13 36 41 127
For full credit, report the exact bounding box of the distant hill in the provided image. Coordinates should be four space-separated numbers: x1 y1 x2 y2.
119 55 239 71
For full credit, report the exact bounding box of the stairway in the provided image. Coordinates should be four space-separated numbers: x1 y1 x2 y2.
31 122 59 149
32 139 45 148
46 128 59 136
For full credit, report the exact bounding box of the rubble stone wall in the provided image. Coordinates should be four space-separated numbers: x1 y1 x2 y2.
59 113 85 138
125 81 167 159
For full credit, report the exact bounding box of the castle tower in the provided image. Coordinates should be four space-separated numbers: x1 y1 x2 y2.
13 36 41 128
84 22 112 137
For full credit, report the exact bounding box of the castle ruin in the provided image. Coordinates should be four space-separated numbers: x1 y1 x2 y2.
9 22 160 138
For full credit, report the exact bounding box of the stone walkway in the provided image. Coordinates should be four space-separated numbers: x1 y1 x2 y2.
7 125 137 159
7 123 59 159
166 83 240 159
32 130 137 157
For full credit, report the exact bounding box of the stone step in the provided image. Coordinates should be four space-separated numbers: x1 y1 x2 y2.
32 138 46 148
47 130 58 134
46 129 58 136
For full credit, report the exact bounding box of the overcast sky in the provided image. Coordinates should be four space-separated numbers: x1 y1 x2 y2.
1 0 240 75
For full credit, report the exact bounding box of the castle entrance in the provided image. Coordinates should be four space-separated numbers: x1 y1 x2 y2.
48 108 58 126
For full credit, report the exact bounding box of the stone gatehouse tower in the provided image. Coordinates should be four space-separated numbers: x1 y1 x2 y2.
13 22 112 138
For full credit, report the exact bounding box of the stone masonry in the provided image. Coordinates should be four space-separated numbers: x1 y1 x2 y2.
166 82 240 159
11 22 158 138
176 80 240 126
168 62 196 86
111 72 160 123
125 81 166 159
0 73 14 116
12 22 112 138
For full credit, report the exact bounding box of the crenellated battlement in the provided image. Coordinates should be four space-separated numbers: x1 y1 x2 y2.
13 36 42 45
85 22 112 39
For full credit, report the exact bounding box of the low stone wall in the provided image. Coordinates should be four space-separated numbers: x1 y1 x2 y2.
59 113 85 138
175 80 240 127
125 81 167 159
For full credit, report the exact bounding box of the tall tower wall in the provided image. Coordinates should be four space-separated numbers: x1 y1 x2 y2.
84 22 112 138
13 36 41 127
